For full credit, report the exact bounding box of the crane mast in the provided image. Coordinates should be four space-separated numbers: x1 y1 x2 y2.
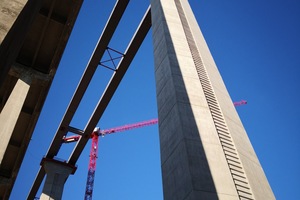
84 129 100 200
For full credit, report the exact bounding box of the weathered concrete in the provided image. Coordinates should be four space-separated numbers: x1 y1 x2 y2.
0 75 30 165
151 0 275 199
40 158 76 200
0 0 27 43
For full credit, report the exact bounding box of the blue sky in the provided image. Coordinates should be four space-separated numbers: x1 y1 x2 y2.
11 0 300 199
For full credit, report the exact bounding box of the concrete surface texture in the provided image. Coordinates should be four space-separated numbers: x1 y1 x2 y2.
0 0 27 43
150 0 275 199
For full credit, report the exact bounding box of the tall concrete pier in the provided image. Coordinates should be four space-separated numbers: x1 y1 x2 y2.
151 0 274 199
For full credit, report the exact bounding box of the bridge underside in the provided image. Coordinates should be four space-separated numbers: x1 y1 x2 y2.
0 0 83 198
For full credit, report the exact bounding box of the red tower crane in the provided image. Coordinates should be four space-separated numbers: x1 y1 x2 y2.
62 119 158 200
62 100 246 200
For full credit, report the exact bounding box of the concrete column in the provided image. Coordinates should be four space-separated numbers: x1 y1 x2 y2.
0 75 30 165
40 158 76 200
151 0 274 199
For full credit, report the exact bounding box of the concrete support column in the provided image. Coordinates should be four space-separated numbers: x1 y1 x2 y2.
151 1 234 199
0 76 30 165
40 158 76 200
151 0 274 199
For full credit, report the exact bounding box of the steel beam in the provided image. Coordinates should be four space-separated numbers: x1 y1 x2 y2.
69 6 152 165
47 0 129 159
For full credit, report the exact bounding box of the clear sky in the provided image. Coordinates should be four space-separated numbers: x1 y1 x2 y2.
10 0 300 199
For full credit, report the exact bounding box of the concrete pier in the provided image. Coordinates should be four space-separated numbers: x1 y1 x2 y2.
39 158 76 200
0 76 31 164
150 0 275 199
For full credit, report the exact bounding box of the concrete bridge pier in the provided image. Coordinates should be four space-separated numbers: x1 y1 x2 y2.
39 158 76 200
0 75 31 165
